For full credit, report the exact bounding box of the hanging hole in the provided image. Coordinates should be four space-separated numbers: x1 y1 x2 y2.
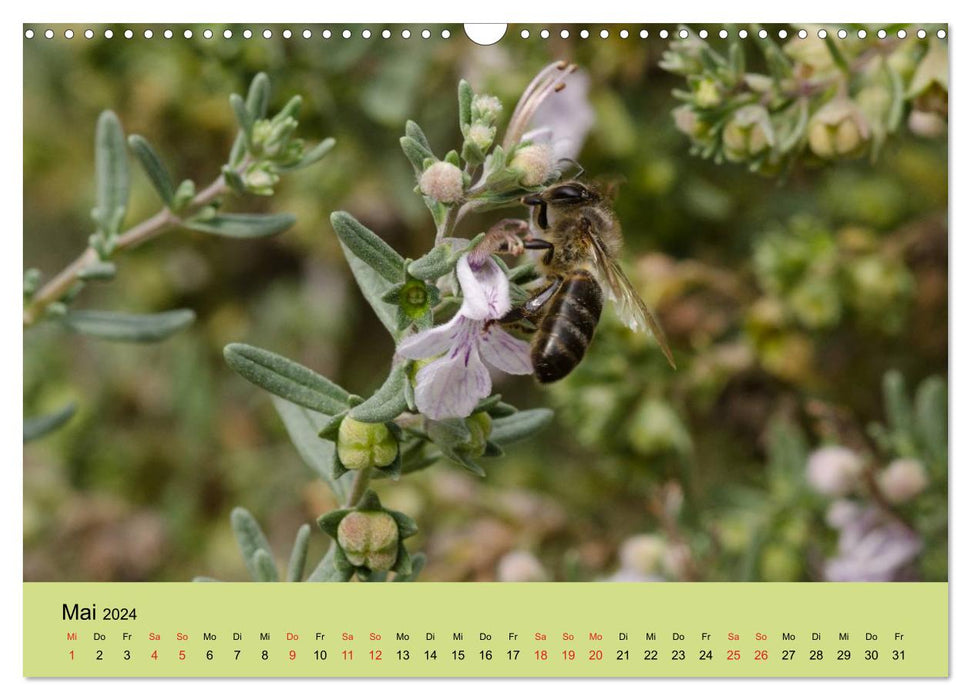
463 23 506 45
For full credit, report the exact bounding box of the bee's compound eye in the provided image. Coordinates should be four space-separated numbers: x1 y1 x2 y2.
551 185 585 201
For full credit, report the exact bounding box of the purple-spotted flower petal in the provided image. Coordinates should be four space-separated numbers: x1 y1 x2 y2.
396 252 534 420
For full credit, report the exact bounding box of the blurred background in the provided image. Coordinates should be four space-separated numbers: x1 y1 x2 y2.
23 24 947 583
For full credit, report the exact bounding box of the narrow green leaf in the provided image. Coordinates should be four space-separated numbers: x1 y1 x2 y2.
408 244 454 280
883 370 913 437
489 408 554 445
184 212 295 238
128 135 175 205
77 261 117 281
23 402 77 442
394 552 426 582
231 507 274 581
340 242 400 337
349 364 408 423
224 343 350 415
458 79 474 129
823 35 852 76
251 549 279 582
286 524 312 582
400 136 433 173
915 376 947 470
94 111 130 235
306 545 353 582
230 93 253 148
63 309 195 343
271 397 351 502
246 72 271 119
330 211 405 284
277 137 336 173
405 120 432 152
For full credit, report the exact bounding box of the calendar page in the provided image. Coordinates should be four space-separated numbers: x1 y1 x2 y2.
21 20 949 680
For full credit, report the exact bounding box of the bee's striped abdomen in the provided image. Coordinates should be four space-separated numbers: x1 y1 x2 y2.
532 271 603 384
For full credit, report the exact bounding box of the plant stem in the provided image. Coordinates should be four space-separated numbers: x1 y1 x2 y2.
344 467 372 508
23 174 231 327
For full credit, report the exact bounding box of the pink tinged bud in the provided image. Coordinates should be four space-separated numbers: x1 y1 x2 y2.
806 446 864 496
496 550 548 582
510 143 555 187
877 458 929 504
337 511 400 571
419 161 464 204
619 535 666 575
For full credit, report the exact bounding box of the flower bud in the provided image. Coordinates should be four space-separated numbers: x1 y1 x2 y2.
618 534 665 575
908 109 946 138
458 412 492 459
337 417 398 471
497 550 548 582
693 78 721 108
419 161 464 204
807 98 871 159
721 106 774 162
242 163 280 196
877 458 929 504
909 40 948 117
337 511 400 571
672 105 709 140
806 446 863 496
471 94 503 125
466 123 496 152
510 143 555 187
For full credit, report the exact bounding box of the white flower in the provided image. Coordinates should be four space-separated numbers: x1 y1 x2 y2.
877 458 929 504
419 161 464 203
806 445 864 496
824 506 922 582
397 254 532 420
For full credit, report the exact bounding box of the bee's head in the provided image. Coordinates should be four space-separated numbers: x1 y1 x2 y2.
522 182 600 230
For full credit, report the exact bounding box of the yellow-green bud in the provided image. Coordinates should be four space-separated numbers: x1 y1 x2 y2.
337 511 399 571
510 143 555 187
807 98 871 159
419 161 464 204
721 105 774 162
693 78 721 108
459 412 492 459
337 417 398 470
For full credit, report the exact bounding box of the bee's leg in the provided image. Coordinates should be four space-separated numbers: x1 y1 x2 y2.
500 276 561 324
469 219 530 267
523 238 555 266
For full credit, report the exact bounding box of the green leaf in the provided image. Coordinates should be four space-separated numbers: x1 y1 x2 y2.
340 242 400 337
394 552 426 582
489 409 554 445
405 120 432 152
251 549 279 582
23 402 77 442
823 35 851 76
408 244 455 280
914 375 947 470
230 94 254 150
93 111 130 235
400 136 434 173
77 261 117 281
458 79 474 129
883 370 913 438
271 397 351 502
766 417 808 483
246 72 271 120
330 211 405 284
225 343 350 415
306 545 353 582
231 507 275 581
128 135 175 205
286 524 312 582
277 137 336 173
62 309 195 343
349 364 409 423
184 213 295 238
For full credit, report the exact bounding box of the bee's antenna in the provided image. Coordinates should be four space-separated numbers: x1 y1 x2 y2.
556 157 585 180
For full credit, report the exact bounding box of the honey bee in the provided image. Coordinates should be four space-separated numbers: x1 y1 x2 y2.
501 180 675 383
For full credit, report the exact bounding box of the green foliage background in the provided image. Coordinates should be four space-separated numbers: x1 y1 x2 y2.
23 24 947 582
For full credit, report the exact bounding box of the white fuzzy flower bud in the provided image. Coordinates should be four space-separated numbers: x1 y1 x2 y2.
618 534 666 575
471 94 503 125
510 143 555 187
806 446 864 496
419 161 464 204
467 123 495 151
497 550 548 582
877 458 929 504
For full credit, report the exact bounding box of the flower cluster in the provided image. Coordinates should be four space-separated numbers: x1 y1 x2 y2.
661 25 948 173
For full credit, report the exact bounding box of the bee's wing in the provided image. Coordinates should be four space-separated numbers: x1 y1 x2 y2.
588 234 677 369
